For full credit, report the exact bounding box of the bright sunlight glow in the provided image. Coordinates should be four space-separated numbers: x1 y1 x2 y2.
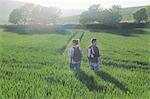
8 0 150 9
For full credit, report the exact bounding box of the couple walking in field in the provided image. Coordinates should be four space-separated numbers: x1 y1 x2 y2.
69 37 101 75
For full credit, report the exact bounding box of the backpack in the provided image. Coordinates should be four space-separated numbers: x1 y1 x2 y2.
73 47 82 62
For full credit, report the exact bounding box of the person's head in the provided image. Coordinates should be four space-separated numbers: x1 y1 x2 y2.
91 37 97 46
72 39 79 46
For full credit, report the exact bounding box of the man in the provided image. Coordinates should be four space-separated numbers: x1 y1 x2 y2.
69 39 83 75
88 37 101 72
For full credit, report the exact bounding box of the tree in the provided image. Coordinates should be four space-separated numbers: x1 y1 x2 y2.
146 6 150 22
79 11 92 24
133 8 148 23
101 5 122 25
79 4 122 25
111 5 122 23
79 4 103 24
101 9 112 25
9 4 32 24
88 4 103 22
9 3 61 25
22 3 35 24
9 8 21 24
30 5 42 24
40 7 61 24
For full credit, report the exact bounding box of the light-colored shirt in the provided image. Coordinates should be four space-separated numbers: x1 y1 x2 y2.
88 46 95 58
88 45 100 58
69 45 83 63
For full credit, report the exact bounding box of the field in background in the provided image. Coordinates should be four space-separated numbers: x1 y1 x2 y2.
0 27 150 98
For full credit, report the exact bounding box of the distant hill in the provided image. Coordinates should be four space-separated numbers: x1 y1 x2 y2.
121 6 148 22
0 0 149 24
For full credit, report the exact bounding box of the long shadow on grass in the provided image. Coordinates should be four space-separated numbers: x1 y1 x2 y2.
75 70 106 92
96 71 130 93
88 28 149 36
102 59 150 73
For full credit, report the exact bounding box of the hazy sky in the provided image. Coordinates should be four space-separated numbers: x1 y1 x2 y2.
14 0 149 9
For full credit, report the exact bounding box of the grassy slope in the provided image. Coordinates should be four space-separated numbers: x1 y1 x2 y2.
121 6 148 22
80 29 150 98
0 28 150 98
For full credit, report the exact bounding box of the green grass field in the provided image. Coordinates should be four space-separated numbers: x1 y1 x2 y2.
0 27 150 98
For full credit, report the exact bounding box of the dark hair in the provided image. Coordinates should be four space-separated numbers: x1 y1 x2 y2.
72 39 79 45
91 38 96 43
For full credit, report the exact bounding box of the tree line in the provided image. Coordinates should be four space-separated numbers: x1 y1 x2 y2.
9 4 149 25
9 3 61 25
79 4 149 25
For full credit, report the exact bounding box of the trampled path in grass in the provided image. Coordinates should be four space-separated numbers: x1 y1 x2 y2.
61 31 129 94
62 29 150 98
0 28 149 98
63 30 130 92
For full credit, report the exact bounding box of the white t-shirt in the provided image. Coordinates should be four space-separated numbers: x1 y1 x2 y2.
69 45 83 63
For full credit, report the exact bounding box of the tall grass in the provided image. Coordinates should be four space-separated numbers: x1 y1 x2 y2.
0 28 149 98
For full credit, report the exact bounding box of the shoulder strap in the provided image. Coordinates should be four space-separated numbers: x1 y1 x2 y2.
91 46 95 54
73 46 79 49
